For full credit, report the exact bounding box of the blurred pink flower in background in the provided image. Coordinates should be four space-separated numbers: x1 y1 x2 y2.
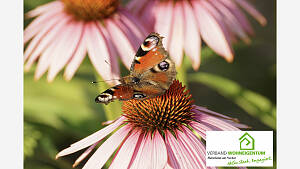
127 0 267 70
24 0 147 82
56 81 247 169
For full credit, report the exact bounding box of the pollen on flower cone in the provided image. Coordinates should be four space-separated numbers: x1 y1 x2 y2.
62 0 119 20
122 80 195 132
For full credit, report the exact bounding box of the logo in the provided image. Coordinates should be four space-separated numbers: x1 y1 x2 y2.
206 131 273 167
239 132 255 150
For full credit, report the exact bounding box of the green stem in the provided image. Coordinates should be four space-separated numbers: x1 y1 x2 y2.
176 58 188 88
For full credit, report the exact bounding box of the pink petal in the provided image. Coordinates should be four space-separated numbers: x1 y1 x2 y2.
196 113 240 131
25 14 71 71
139 0 156 30
181 127 207 164
47 21 84 82
56 116 125 158
151 130 168 169
168 2 184 67
189 121 212 140
119 10 147 40
154 1 174 48
165 130 190 169
85 22 116 83
34 35 62 80
182 1 201 70
126 0 148 14
129 133 153 169
109 130 141 169
234 0 267 26
105 19 135 69
96 22 120 81
64 25 87 81
178 127 206 169
25 1 63 18
113 15 140 51
192 106 249 129
219 0 254 35
24 4 64 43
118 9 148 36
82 125 131 169
72 141 100 168
210 0 251 43
24 12 65 61
192 0 233 62
164 163 174 169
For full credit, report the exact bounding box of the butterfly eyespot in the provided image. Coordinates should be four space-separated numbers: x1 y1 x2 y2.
133 93 146 99
141 36 159 51
132 77 140 84
158 61 169 71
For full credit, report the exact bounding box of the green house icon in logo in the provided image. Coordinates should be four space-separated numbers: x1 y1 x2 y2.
239 132 255 150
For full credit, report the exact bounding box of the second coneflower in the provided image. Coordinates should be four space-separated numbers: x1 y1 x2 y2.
56 80 248 169
127 0 267 69
24 0 147 83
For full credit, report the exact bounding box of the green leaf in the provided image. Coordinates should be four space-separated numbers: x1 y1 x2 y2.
188 72 276 129
24 123 41 159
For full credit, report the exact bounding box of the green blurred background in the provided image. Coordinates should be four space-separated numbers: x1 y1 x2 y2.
24 0 276 168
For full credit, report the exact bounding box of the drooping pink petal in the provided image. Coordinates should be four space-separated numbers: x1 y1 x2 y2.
25 14 71 71
56 116 125 158
72 141 100 168
210 0 251 43
118 10 147 42
118 9 148 36
24 9 64 44
151 131 168 169
182 1 201 70
154 1 174 48
24 12 66 61
165 130 191 169
139 0 156 30
168 2 184 67
178 127 206 169
64 24 87 81
113 15 140 51
85 22 116 83
234 0 267 26
82 125 131 169
129 133 153 169
25 1 63 18
34 28 70 80
47 21 84 82
192 0 233 62
109 130 141 169
219 0 254 35
96 22 120 81
126 0 148 14
105 19 136 69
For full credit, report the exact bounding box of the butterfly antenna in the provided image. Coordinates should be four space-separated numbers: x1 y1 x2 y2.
91 78 120 84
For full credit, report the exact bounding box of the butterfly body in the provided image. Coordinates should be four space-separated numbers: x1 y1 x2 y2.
95 33 176 104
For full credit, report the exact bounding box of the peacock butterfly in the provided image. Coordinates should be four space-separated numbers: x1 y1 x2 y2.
95 32 176 104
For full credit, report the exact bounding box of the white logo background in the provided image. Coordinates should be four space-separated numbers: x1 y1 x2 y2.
206 131 273 167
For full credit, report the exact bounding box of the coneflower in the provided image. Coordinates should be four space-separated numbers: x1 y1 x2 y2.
56 80 247 169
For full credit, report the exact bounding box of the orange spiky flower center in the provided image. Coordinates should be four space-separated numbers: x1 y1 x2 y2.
62 0 119 21
122 80 194 133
